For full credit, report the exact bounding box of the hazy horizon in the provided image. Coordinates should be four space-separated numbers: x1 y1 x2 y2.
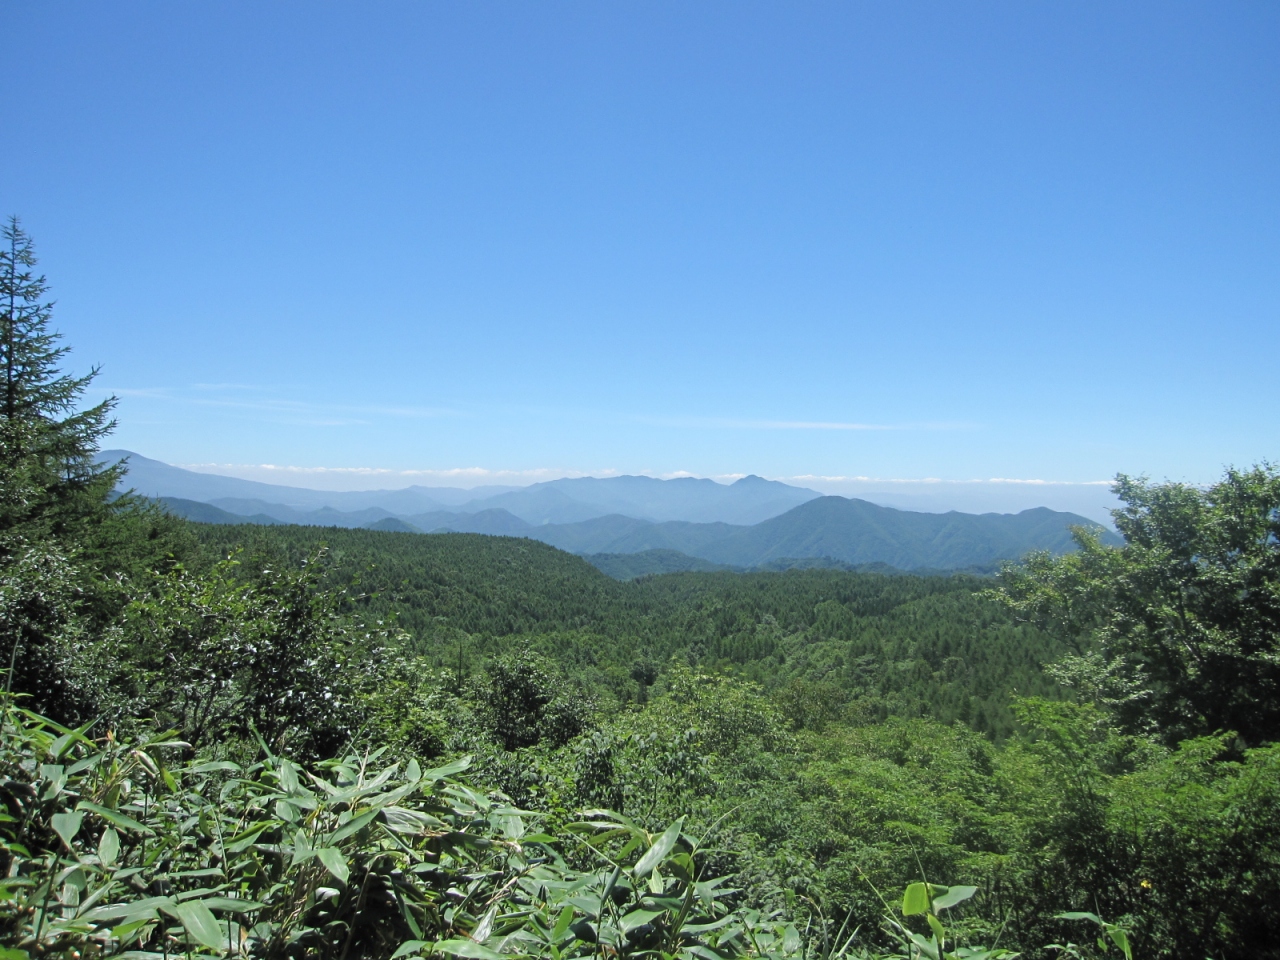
109 449 1123 523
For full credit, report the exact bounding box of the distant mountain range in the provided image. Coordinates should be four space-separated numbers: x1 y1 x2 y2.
109 450 1120 572
103 451 520 513
104 451 819 524
524 497 1115 569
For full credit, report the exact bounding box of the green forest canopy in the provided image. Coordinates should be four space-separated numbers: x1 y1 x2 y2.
190 523 1067 740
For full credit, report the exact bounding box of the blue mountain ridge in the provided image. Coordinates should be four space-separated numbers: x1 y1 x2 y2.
100 450 822 525
118 451 1121 571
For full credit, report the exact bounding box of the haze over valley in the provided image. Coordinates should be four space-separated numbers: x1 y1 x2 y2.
109 449 1119 574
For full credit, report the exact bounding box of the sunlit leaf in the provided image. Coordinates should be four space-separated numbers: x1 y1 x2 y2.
433 939 505 959
168 900 225 950
927 913 946 943
782 923 801 954
51 811 83 848
77 801 153 835
392 941 429 959
98 827 120 867
473 904 498 943
932 885 977 911
109 917 152 941
902 882 932 916
1106 925 1132 960
330 808 380 843
279 761 300 794
317 846 350 885
83 896 173 922
621 908 663 932
634 818 684 876
186 760 241 774
552 905 575 942
201 897 266 913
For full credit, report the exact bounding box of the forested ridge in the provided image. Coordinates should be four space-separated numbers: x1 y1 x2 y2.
188 525 1065 739
5 220 1280 960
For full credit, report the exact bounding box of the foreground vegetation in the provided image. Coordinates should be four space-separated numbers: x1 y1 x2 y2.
4 220 1280 958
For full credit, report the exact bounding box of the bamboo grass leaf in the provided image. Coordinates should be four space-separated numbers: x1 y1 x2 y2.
167 900 224 950
634 819 684 877
317 846 350 885
51 812 82 848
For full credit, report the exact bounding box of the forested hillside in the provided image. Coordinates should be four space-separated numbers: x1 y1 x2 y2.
6 224 1280 959
583 548 733 578
190 523 1064 738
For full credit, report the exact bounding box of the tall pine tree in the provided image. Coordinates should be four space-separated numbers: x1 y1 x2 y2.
0 216 120 543
0 218 134 718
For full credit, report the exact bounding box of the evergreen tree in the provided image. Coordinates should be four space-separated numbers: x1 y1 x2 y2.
0 218 185 721
0 216 120 542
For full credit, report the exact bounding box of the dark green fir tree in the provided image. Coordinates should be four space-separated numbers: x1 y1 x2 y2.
0 216 120 543
0 218 190 720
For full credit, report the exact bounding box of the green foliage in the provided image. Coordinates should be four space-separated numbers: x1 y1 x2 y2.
880 881 1016 960
0 694 805 960
998 465 1280 744
189 526 621 640
92 552 400 758
189 524 1066 740
0 539 84 714
0 221 195 725
473 645 595 751
584 550 733 580
1048 913 1132 960
998 700 1280 957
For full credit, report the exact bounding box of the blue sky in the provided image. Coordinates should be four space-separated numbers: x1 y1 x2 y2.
2 2 1277 513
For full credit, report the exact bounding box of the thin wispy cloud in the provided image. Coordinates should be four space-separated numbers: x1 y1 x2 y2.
178 462 625 485
176 460 1111 491
785 474 1113 487
741 420 894 431
634 415 969 432
105 384 457 425
111 387 175 400
113 386 973 434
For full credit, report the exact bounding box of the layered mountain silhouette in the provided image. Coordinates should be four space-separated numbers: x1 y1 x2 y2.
108 450 1119 571
524 498 1113 568
102 451 515 513
103 451 817 524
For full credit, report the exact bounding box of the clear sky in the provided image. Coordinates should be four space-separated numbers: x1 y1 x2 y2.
2 2 1277 511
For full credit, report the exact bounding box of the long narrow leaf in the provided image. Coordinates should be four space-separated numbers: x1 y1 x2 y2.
433 939 505 959
77 801 154 835
634 818 684 877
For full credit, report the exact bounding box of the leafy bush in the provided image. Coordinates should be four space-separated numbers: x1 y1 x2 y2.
0 694 808 960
